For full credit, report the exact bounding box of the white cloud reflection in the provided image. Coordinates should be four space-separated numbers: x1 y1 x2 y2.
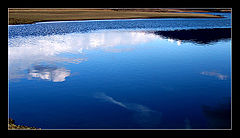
177 40 182 46
9 31 158 54
167 38 174 43
200 71 228 80
94 92 158 113
28 65 70 82
94 92 162 127
8 30 159 81
94 92 127 108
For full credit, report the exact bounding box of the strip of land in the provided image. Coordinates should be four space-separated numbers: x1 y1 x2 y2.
8 8 229 25
8 118 40 130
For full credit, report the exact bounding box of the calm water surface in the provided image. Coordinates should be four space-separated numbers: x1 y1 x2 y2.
8 13 231 129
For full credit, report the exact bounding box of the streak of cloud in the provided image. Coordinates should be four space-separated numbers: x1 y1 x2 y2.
200 71 228 80
94 92 127 108
94 92 155 113
94 92 162 128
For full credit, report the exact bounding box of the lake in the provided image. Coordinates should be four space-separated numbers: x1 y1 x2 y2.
8 13 231 129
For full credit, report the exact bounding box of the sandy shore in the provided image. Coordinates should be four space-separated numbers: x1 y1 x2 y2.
8 8 227 25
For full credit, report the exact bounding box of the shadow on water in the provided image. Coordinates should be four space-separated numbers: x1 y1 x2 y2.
202 97 231 129
152 28 231 45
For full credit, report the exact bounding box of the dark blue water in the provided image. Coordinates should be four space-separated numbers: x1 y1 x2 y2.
8 13 231 129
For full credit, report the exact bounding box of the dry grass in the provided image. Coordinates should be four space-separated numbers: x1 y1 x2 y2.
8 8 223 25
8 118 41 130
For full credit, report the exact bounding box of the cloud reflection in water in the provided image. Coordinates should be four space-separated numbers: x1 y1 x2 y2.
28 65 70 82
94 92 162 128
9 29 228 82
200 71 228 80
8 30 159 81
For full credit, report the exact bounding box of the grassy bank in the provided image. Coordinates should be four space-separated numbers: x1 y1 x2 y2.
8 8 224 25
8 118 40 130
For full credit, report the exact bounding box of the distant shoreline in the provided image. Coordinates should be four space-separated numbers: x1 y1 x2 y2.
8 8 228 25
19 16 224 25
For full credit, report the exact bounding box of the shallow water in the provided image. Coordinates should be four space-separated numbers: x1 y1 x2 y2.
8 13 231 129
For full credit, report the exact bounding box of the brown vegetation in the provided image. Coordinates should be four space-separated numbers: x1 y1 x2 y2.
8 8 226 25
8 118 40 130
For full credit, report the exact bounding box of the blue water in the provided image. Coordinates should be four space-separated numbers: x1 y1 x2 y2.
8 13 231 129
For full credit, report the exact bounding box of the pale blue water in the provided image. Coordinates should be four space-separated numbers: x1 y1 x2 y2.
8 13 231 129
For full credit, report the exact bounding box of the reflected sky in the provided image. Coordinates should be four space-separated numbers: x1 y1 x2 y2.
202 97 231 129
8 30 160 81
8 18 231 129
200 71 228 80
28 65 70 82
8 28 231 82
94 92 162 128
